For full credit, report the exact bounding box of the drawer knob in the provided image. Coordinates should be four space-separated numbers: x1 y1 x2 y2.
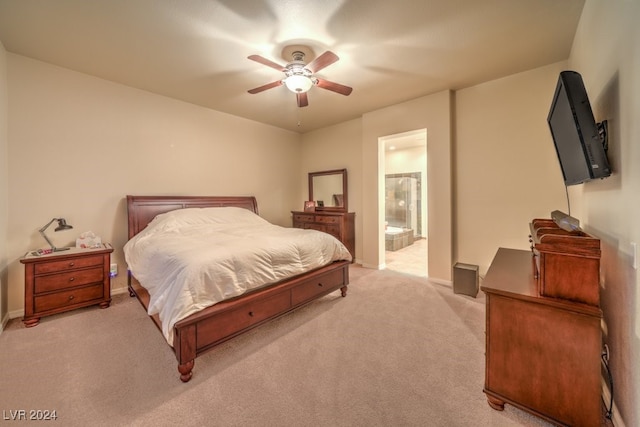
318 282 323 287
248 311 254 317
69 277 75 282
68 295 75 301
68 262 75 267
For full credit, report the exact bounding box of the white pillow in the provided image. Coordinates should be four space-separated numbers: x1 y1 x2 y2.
147 206 267 231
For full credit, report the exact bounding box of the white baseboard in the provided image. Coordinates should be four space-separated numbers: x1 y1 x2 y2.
0 311 9 335
8 307 23 320
428 277 452 287
111 286 129 296
360 261 452 287
360 262 384 269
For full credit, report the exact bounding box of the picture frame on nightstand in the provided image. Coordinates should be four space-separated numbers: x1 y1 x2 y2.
303 201 315 212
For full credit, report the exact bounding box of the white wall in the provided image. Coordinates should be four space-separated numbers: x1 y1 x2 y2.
362 91 452 281
0 42 8 330
385 145 426 176
6 54 302 315
300 119 363 262
569 1 640 425
303 73 562 283
300 92 452 282
454 62 569 273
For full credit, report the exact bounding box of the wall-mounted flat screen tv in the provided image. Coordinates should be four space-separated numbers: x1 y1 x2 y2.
547 71 611 185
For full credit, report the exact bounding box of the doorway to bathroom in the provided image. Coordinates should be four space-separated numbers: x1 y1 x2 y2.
381 129 428 277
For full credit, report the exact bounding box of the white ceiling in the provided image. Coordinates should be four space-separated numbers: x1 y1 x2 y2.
0 0 585 133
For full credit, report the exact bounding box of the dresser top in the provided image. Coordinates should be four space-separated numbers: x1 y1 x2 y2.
291 210 354 216
482 248 537 296
482 247 601 316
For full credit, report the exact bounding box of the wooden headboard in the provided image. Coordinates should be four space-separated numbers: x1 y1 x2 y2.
126 195 259 239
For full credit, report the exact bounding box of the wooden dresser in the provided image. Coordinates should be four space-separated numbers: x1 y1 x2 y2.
482 247 602 426
291 211 355 261
21 244 114 327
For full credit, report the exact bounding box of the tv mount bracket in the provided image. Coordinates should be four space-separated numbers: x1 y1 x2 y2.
597 120 608 152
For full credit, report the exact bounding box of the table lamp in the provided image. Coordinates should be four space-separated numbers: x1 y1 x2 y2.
39 218 73 252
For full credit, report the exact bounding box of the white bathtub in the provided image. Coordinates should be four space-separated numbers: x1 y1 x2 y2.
385 226 406 235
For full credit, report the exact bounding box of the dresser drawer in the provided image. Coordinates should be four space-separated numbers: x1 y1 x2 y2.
291 268 344 305
34 266 104 294
34 283 104 313
293 214 314 223
311 224 339 238
34 254 104 275
197 290 291 345
291 210 355 262
315 215 340 224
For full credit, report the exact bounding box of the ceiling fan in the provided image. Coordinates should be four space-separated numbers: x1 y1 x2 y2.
247 49 353 107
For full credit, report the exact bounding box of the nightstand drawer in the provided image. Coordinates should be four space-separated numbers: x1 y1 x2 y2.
34 266 104 293
34 283 104 313
34 254 104 275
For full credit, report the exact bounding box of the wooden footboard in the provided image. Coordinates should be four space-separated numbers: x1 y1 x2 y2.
129 260 349 382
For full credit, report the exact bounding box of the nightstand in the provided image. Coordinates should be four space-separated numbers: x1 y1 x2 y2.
20 243 114 327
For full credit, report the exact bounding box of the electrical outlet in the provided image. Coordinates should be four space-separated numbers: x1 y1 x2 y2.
110 263 118 277
632 242 638 270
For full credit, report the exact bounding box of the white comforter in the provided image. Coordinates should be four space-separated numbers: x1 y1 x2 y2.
124 207 352 344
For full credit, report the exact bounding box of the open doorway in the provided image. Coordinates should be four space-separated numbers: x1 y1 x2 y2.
380 129 428 277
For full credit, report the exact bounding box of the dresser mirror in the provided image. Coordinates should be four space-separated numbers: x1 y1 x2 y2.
309 169 348 212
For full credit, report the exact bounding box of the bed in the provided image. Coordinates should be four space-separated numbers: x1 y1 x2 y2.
125 195 351 382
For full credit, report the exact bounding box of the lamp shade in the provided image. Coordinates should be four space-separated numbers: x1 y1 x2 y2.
54 218 73 231
284 75 313 93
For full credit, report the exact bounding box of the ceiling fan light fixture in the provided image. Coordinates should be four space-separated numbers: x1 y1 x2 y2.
247 49 352 106
284 75 313 93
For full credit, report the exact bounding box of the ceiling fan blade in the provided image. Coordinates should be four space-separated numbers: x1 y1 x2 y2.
247 80 283 94
306 51 339 73
315 78 353 96
248 54 286 72
297 92 309 107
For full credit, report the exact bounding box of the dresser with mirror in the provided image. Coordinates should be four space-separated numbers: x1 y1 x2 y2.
291 169 355 261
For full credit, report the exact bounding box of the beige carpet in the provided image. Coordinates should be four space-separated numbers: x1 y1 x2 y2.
0 265 575 426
